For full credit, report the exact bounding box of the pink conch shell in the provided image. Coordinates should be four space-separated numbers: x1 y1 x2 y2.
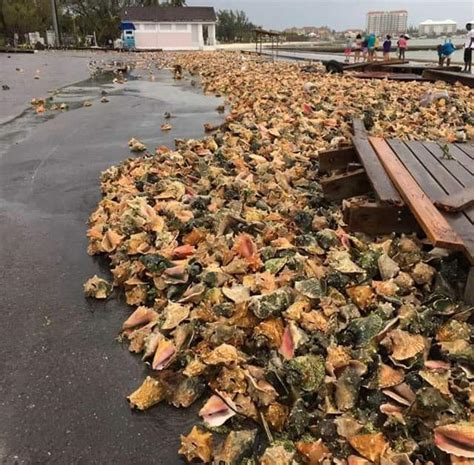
122 307 158 330
199 394 237 427
152 339 176 370
434 422 474 458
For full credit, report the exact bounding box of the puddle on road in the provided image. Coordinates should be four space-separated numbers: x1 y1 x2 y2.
0 68 216 159
0 74 116 157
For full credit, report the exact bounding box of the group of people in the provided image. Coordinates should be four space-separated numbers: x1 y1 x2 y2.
438 23 474 73
345 33 408 63
343 22 473 72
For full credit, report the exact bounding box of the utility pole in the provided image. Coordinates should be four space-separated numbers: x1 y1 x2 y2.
50 0 61 47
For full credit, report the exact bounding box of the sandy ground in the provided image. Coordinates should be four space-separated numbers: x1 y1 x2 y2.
0 51 224 464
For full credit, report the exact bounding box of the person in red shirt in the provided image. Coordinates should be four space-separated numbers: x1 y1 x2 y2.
397 35 408 60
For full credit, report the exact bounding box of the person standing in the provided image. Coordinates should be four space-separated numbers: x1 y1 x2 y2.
397 34 408 60
374 35 380 60
354 34 363 62
367 33 376 62
344 38 352 63
463 23 474 73
362 35 369 62
383 35 392 61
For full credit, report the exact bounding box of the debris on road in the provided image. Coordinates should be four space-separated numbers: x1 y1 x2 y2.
85 52 474 464
83 275 113 299
128 137 147 152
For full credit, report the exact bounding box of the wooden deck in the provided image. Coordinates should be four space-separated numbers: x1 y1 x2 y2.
319 119 474 301
422 69 474 88
352 72 428 82
384 138 474 263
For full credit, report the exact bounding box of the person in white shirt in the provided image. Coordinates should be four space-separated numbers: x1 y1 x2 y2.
463 23 474 73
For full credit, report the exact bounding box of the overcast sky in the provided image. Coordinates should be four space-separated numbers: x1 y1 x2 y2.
187 0 474 30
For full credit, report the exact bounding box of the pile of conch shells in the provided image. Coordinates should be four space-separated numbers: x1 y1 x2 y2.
85 52 473 464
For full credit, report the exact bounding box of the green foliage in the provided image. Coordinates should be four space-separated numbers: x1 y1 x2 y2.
163 0 186 5
216 9 255 43
2 0 51 36
0 0 163 44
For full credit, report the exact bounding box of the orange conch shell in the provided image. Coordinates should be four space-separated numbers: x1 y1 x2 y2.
434 422 474 458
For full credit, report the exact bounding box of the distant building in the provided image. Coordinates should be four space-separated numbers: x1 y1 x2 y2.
418 19 457 36
343 29 365 38
283 26 333 40
366 10 408 36
121 6 217 51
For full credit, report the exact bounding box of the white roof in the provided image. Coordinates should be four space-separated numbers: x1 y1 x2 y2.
419 19 457 25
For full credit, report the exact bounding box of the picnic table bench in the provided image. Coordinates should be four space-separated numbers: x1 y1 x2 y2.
319 119 474 302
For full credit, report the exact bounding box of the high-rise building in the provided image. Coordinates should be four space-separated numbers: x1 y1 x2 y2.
366 10 408 36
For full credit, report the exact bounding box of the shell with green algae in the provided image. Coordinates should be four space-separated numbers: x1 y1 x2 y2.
285 354 325 392
249 288 294 319
212 429 258 465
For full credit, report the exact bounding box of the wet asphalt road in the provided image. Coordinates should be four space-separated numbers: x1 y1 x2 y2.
0 53 223 464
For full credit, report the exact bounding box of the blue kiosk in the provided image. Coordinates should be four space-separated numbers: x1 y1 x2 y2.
120 22 136 50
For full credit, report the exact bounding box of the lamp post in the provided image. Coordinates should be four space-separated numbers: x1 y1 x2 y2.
51 0 61 46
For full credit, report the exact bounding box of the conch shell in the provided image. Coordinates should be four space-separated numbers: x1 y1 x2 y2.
278 321 307 360
199 394 237 427
127 376 165 410
348 433 388 462
122 306 158 330
152 338 176 370
434 422 474 458
381 329 427 361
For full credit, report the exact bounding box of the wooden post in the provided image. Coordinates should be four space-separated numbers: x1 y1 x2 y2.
343 200 421 235
318 146 357 173
320 169 371 201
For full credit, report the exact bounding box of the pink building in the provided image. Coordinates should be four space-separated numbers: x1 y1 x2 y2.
121 6 217 51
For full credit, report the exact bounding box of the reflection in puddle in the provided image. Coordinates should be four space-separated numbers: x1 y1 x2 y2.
0 67 220 159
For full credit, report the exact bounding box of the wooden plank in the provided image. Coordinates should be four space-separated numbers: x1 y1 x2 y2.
438 143 474 176
369 137 464 249
422 142 474 182
352 118 368 137
434 186 474 213
421 69 474 88
352 72 428 82
320 169 371 201
318 146 357 173
343 200 421 235
388 139 474 263
352 136 403 205
405 141 474 223
388 139 447 200
456 143 474 160
405 141 466 191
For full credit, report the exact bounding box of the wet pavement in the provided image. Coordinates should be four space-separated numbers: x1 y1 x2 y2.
0 53 224 464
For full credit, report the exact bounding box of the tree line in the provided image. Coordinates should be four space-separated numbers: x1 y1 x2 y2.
216 10 255 43
0 1 255 46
